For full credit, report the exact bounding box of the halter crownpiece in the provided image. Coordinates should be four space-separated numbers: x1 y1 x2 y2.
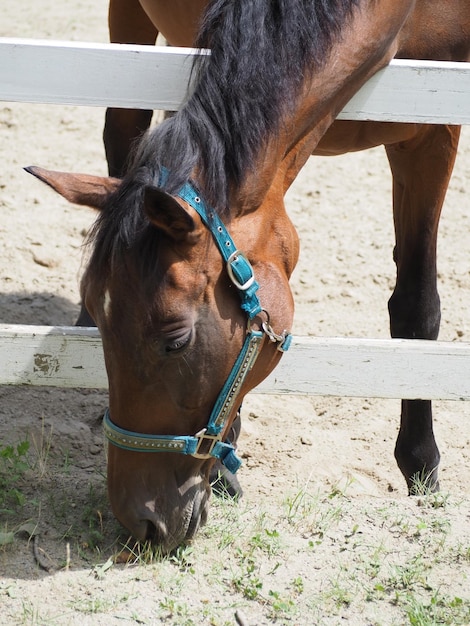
103 171 292 473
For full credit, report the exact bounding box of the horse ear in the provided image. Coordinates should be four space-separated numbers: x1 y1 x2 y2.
144 186 197 242
24 165 120 210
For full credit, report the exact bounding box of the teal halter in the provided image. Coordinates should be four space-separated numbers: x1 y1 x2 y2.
103 172 292 474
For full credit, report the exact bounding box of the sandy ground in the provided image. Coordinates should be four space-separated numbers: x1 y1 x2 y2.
1 1 470 625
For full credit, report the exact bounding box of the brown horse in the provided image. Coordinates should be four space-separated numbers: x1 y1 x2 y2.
28 0 470 551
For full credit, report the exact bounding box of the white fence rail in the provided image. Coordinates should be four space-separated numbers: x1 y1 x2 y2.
1 326 470 401
1 39 470 399
1 39 470 124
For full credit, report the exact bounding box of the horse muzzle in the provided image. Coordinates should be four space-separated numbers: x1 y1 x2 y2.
109 461 211 551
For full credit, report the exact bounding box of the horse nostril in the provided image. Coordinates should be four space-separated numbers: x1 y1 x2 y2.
143 518 169 545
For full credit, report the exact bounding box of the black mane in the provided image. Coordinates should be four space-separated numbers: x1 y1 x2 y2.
133 0 359 211
88 0 359 272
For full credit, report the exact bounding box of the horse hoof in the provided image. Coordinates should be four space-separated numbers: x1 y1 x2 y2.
407 470 440 496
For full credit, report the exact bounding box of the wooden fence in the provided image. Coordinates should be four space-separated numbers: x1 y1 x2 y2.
1 39 470 400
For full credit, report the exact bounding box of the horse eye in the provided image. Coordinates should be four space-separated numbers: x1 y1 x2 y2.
165 330 192 353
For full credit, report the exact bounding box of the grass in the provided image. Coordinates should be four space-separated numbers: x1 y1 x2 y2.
2 433 470 625
0 428 117 564
0 438 30 515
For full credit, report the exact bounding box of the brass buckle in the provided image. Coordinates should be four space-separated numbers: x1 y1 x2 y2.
191 428 222 459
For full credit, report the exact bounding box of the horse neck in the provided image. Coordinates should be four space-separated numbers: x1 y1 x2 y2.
237 0 414 208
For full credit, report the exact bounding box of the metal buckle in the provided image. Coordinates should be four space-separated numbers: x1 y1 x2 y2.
191 428 223 459
226 250 256 291
260 310 292 351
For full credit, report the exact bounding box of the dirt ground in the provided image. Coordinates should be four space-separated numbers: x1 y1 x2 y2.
1 2 470 625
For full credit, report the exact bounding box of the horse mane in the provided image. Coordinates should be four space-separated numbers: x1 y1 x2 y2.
133 0 359 211
87 0 359 274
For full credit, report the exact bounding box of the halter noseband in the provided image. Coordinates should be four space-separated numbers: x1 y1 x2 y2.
103 171 292 474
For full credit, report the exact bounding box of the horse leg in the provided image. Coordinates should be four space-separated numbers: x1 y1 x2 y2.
385 124 461 492
104 111 154 178
104 0 158 177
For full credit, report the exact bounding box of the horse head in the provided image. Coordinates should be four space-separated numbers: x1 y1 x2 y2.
27 165 298 551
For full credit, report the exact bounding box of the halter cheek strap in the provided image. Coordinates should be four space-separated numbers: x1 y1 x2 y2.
174 179 262 319
103 171 292 473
